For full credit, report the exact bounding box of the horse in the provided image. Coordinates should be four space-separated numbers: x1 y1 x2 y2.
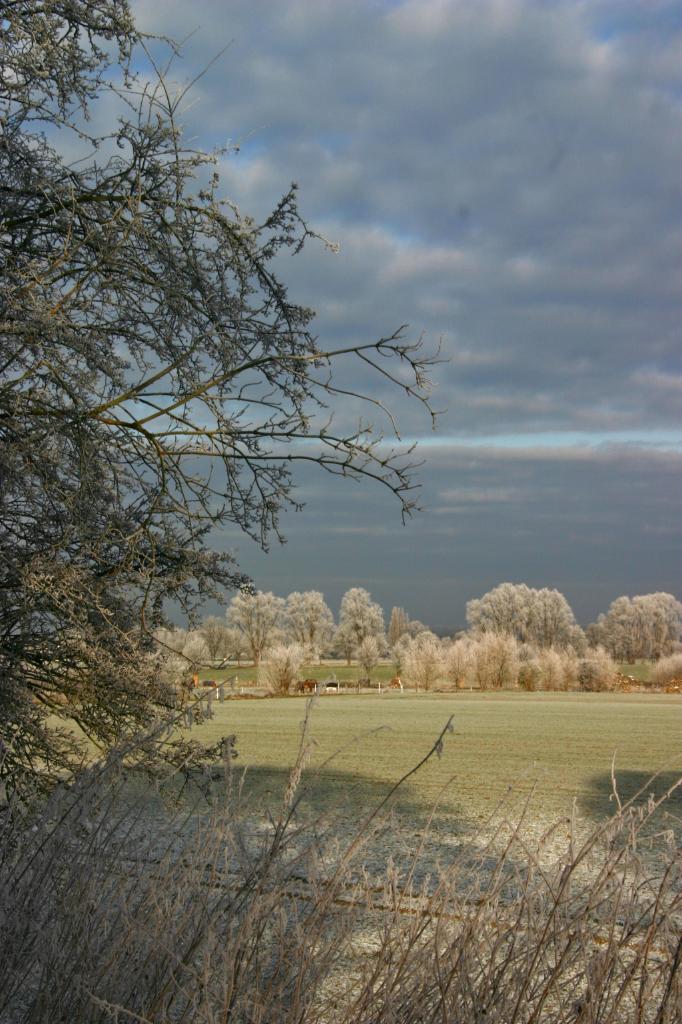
388 675 403 691
297 678 317 693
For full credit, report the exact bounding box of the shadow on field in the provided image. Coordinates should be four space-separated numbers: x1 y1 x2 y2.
205 763 477 881
579 769 682 831
225 763 462 829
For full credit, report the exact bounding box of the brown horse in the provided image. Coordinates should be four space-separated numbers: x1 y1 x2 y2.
297 678 317 693
389 676 403 691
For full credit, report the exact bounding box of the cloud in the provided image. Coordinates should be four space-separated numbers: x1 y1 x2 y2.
127 0 681 625
133 0 681 437
206 441 681 630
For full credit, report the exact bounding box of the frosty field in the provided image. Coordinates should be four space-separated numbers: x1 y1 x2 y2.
190 691 682 831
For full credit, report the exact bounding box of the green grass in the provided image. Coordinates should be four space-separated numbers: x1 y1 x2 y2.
203 659 657 687
198 662 398 686
190 691 682 830
617 660 654 682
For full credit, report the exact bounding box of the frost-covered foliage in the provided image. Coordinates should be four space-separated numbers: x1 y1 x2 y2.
338 588 385 646
284 592 335 661
578 646 618 692
0 1 435 795
443 637 474 690
226 592 285 666
468 633 521 690
199 617 234 662
467 583 585 651
588 593 682 661
336 588 385 663
390 634 412 675
533 648 571 691
181 634 211 670
387 606 410 646
356 636 381 681
262 644 306 695
403 631 444 692
651 652 682 687
153 628 188 655
1 729 680 1024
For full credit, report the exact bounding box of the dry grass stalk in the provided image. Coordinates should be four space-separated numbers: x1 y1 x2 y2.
0 717 680 1023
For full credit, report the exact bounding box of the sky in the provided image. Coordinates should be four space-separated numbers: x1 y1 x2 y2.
132 0 681 632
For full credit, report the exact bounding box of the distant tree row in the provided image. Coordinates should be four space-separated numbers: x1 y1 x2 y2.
399 633 621 694
465 583 681 662
155 583 681 690
157 588 389 669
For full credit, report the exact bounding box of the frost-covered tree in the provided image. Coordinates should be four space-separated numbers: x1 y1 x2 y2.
444 637 473 690
387 607 410 646
404 632 443 693
157 652 192 690
642 593 682 658
390 634 412 676
356 636 381 682
338 588 385 650
404 619 430 639
587 597 637 662
226 592 285 666
587 593 682 662
284 592 335 661
466 583 533 641
220 627 249 666
199 617 233 663
181 633 211 671
0 1 436 794
467 583 583 650
334 625 357 666
529 590 586 652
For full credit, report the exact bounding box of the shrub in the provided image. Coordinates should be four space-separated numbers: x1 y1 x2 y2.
518 659 540 692
651 652 682 687
262 643 306 695
532 647 579 691
559 647 581 689
469 633 520 690
403 631 444 692
535 648 565 691
579 646 618 692
443 637 473 690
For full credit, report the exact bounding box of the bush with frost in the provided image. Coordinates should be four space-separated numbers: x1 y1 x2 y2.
263 644 306 695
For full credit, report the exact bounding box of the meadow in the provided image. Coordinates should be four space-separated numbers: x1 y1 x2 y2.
198 661 402 687
9 688 681 1022
190 690 682 833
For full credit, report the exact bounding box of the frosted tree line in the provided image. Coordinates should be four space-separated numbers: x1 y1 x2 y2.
154 582 682 693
